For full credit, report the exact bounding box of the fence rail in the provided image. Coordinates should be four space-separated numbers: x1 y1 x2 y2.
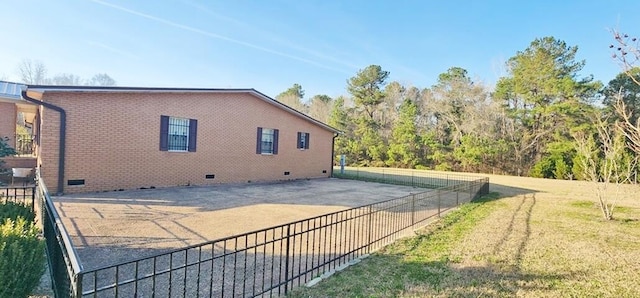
0 185 35 211
74 170 489 297
35 170 84 297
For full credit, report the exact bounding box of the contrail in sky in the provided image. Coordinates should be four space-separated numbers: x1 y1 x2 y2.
182 0 362 70
89 0 352 75
88 41 139 59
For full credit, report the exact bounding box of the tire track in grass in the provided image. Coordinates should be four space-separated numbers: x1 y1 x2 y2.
288 193 501 298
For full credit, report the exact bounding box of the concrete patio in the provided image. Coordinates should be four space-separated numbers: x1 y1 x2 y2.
53 178 424 270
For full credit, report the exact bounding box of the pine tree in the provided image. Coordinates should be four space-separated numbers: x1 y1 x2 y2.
386 99 420 168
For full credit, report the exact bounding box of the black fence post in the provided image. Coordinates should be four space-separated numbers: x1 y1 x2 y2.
284 224 291 294
411 194 416 226
456 186 459 206
437 190 441 218
31 186 36 213
485 178 490 195
469 181 473 201
74 273 83 298
367 205 373 254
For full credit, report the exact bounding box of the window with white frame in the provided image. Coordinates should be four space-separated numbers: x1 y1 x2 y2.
297 132 310 149
256 127 279 154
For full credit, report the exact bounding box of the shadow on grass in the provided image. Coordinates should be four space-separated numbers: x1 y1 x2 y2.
406 260 574 297
489 182 538 197
491 193 536 272
289 193 551 298
289 252 574 298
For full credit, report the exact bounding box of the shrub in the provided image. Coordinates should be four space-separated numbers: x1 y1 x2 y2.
0 137 17 181
0 202 34 223
0 217 45 298
434 162 452 172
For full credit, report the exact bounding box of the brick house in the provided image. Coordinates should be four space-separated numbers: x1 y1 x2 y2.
0 81 38 174
14 85 339 194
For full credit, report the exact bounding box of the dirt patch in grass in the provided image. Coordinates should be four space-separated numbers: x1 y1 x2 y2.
290 173 640 298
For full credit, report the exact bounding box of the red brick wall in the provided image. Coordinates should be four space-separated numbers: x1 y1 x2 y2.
2 157 37 169
0 102 16 148
39 91 335 194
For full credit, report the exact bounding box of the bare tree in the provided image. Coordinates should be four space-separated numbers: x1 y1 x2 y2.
611 30 640 83
421 68 490 145
610 30 640 156
277 93 308 113
87 73 117 86
614 96 640 154
18 59 48 84
308 95 332 123
51 73 83 86
16 59 117 86
276 84 307 113
573 116 637 220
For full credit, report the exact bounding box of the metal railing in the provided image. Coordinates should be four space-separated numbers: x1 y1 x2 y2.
32 167 489 297
15 133 36 156
74 171 489 297
35 170 84 297
0 185 35 211
333 166 484 188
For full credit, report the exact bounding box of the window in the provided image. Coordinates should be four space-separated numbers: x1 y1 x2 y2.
160 115 197 152
168 117 189 151
256 127 279 154
297 132 310 149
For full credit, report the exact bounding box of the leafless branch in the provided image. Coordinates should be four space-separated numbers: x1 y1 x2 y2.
613 94 640 154
611 29 640 86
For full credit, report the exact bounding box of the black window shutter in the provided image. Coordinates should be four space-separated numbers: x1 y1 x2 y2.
297 132 302 149
256 127 263 154
305 133 310 149
188 119 197 152
273 129 279 155
159 115 169 151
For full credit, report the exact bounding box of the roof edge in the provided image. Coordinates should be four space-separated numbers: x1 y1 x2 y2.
248 89 341 134
26 85 342 134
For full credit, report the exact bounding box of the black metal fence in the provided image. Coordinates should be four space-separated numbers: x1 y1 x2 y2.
33 168 489 297
35 171 84 297
0 185 35 211
333 167 484 189
73 171 489 297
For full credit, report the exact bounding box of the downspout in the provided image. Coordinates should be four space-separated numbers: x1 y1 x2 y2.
21 90 66 195
331 132 339 177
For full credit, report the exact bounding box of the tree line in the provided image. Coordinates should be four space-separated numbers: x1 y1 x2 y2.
276 36 640 181
13 59 116 86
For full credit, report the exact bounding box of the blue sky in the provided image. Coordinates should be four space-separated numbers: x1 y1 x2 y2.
1 0 639 99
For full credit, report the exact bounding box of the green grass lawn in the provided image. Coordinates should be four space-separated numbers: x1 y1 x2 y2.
289 183 640 297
